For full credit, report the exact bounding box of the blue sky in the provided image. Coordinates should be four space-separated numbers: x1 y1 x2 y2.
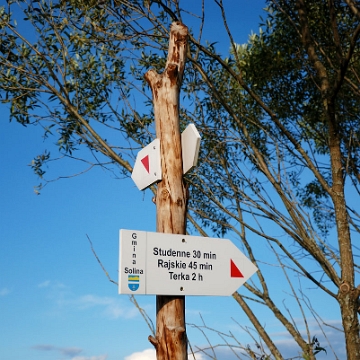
0 1 347 360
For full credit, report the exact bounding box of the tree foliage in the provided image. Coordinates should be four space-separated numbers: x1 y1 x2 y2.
1 0 360 359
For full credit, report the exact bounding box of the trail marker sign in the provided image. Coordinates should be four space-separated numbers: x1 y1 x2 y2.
131 139 161 190
181 124 201 174
119 230 257 296
131 124 200 190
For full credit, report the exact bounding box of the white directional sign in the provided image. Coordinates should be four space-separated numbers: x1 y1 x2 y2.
131 139 162 190
119 230 257 296
181 124 201 174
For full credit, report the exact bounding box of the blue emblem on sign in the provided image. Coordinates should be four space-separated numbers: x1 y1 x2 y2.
128 275 140 291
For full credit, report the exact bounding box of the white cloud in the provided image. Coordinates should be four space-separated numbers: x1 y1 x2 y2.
0 287 10 296
32 344 56 352
37 280 140 320
76 294 139 319
72 356 107 360
124 349 155 360
188 352 206 360
124 349 206 360
32 345 82 357
32 344 107 360
38 280 51 288
61 347 83 357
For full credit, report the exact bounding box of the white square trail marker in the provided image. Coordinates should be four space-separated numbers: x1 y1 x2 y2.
119 230 257 296
181 124 201 174
131 138 162 191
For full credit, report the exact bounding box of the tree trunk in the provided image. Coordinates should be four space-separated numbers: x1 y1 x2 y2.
328 107 360 360
144 22 189 360
296 1 360 356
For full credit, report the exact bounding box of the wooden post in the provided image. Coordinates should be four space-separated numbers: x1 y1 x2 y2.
144 22 188 360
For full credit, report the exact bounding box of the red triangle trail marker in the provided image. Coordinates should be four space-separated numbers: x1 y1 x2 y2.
141 155 150 173
131 139 161 190
231 259 244 278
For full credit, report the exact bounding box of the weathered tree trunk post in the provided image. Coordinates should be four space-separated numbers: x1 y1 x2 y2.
144 22 188 360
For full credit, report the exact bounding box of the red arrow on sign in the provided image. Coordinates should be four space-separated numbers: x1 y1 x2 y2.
141 155 150 173
230 259 244 278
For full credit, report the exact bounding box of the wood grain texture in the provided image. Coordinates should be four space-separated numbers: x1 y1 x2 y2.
145 22 189 360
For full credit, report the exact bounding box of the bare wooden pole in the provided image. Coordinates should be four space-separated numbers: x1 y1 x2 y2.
144 22 188 360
